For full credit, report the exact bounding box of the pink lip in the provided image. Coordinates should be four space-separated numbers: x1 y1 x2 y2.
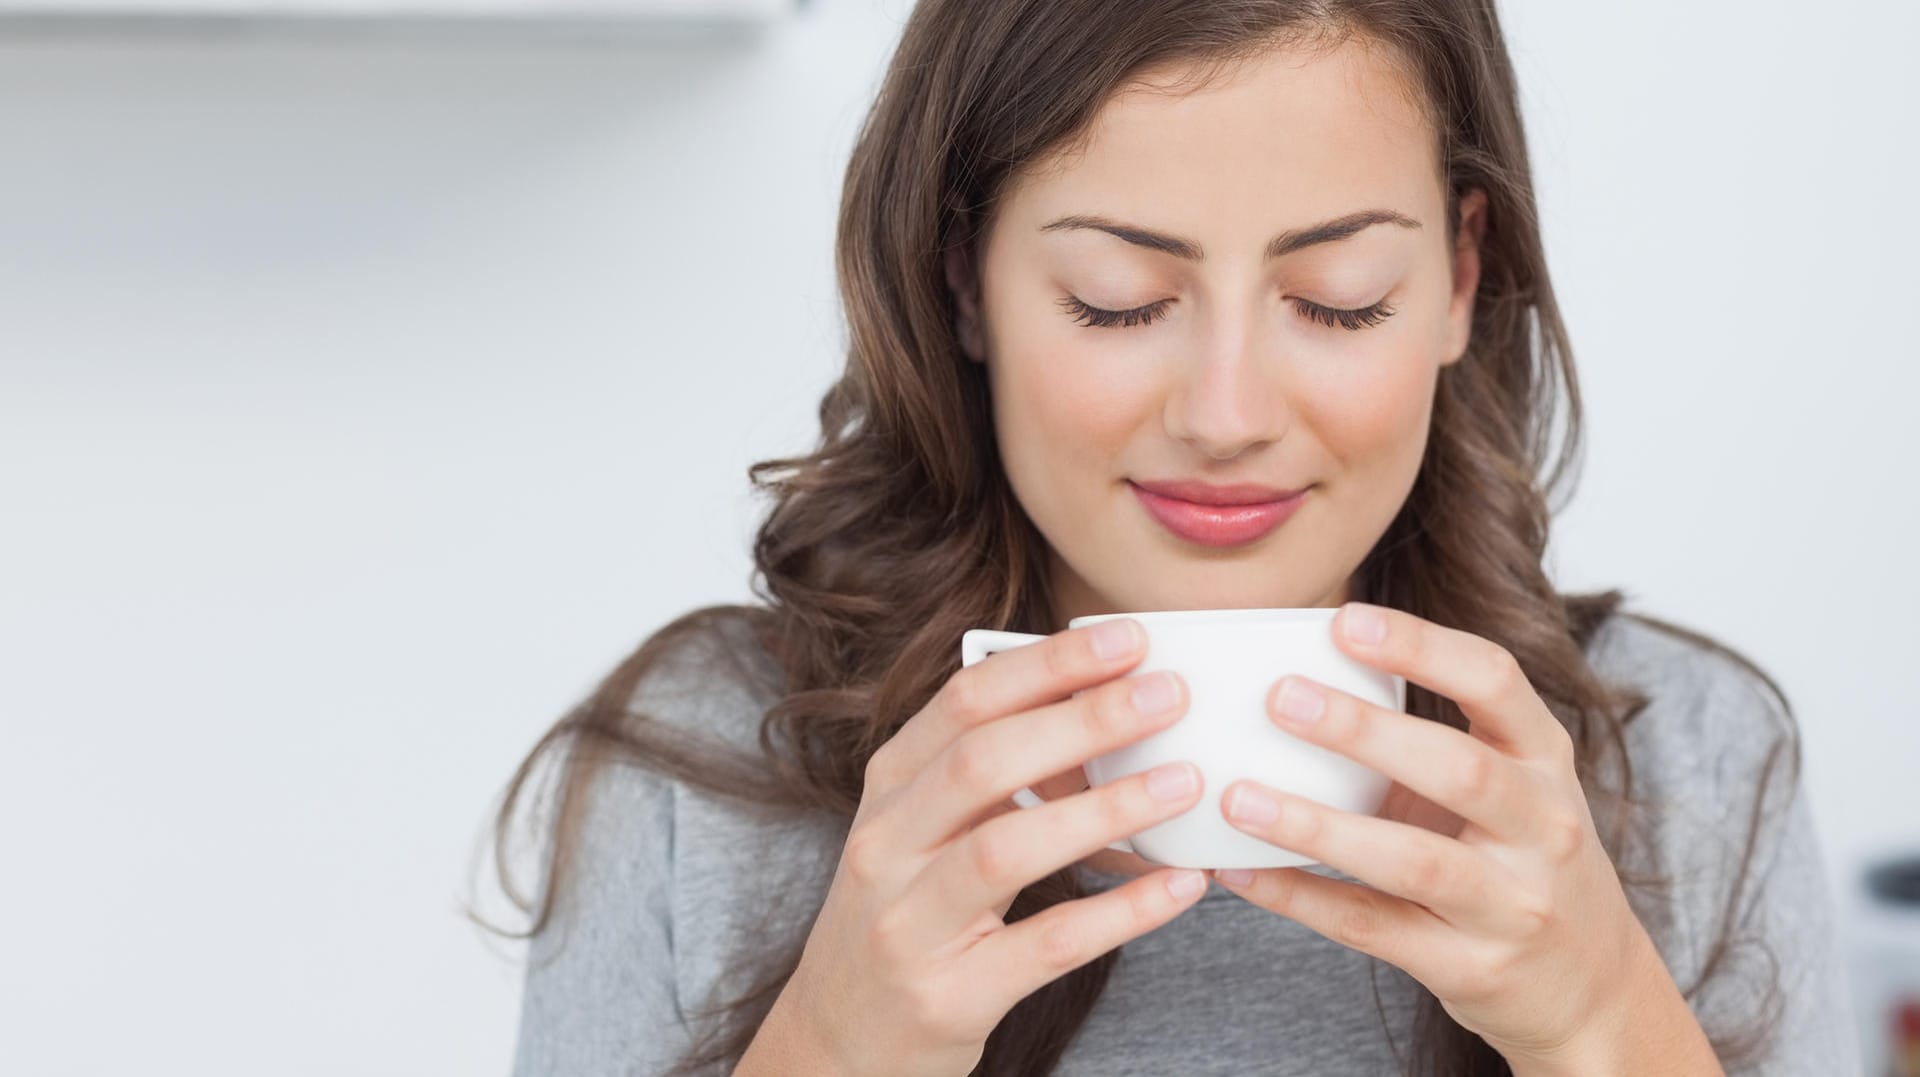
1129 481 1308 547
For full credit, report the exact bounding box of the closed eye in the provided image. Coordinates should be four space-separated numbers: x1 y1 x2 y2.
1057 295 1170 329
1058 295 1397 331
1293 298 1396 331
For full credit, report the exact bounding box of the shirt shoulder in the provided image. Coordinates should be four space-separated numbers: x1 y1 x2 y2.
1581 609 1801 905
625 604 789 750
512 606 842 1077
624 606 848 1023
1580 610 1859 1074
1582 611 1805 857
1584 611 1797 756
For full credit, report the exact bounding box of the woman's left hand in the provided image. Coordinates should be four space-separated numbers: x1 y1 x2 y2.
1207 601 1661 1067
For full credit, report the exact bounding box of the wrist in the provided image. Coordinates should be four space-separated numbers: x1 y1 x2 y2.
1500 928 1723 1077
736 990 853 1077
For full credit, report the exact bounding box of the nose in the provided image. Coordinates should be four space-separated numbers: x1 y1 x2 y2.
1162 314 1291 461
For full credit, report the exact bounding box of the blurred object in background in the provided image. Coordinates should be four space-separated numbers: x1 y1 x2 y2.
0 0 791 14
1855 851 1920 1076
0 0 801 43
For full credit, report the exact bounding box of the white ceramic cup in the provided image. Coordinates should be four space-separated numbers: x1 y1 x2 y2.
960 607 1404 870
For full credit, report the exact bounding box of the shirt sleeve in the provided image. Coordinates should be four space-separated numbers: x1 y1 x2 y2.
509 757 697 1077
1717 780 1863 1076
1670 658 1864 1076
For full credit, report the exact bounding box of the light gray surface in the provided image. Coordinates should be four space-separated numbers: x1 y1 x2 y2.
511 609 1862 1075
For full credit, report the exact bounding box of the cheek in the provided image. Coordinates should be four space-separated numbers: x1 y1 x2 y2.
991 331 1154 485
1296 341 1438 473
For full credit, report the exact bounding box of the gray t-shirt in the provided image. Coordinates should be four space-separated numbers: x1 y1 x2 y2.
508 609 1861 1076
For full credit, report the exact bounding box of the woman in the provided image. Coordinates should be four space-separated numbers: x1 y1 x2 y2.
479 1 1858 1074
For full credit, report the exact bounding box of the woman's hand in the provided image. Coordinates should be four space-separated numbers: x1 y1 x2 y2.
752 618 1210 1077
1205 602 1677 1070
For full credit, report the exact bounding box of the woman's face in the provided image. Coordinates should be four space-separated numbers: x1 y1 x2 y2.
945 36 1486 630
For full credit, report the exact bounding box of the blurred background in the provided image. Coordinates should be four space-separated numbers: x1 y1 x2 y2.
1 1 1915 1074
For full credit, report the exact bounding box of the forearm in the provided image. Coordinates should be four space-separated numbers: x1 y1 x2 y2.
734 993 851 1077
1504 930 1724 1077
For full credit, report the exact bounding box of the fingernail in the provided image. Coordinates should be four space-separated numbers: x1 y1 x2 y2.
1215 868 1255 887
1146 761 1198 801
1226 785 1280 825
1166 869 1206 900
1091 618 1141 660
1273 677 1324 723
1131 671 1179 716
1342 604 1386 645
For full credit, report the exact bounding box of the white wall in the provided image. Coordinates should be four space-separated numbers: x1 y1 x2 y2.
1 3 1913 1074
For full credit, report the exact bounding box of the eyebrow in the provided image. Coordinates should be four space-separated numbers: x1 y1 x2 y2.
1037 208 1422 261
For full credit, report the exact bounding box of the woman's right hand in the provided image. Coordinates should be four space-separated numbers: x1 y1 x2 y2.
751 617 1208 1077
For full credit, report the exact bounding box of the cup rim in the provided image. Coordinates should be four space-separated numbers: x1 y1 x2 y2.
1068 606 1339 628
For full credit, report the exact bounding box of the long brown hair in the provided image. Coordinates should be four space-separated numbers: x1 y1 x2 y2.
471 2 1799 1073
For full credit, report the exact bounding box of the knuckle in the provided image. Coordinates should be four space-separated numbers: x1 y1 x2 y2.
862 745 895 790
1482 646 1526 702
1544 810 1586 862
1323 698 1363 749
1400 847 1449 896
841 826 888 886
1397 624 1431 672
1448 947 1505 1002
900 979 957 1038
1044 634 1084 680
1112 779 1156 831
1035 917 1082 973
1279 800 1323 847
966 827 1020 887
1259 875 1294 914
941 668 991 725
1446 748 1497 807
1087 681 1138 740
1546 723 1578 768
1332 901 1379 950
1081 786 1129 848
1124 877 1165 924
944 734 1000 791
1513 886 1555 935
867 903 913 962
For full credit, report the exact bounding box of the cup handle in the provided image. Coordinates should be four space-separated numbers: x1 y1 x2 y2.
959 629 1134 854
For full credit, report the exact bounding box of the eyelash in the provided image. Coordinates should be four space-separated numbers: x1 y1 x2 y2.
1057 295 1396 331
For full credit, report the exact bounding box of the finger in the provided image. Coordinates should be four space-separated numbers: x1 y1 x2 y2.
962 865 1210 1004
1266 675 1544 844
1332 602 1572 764
901 760 1205 950
1219 780 1517 933
877 619 1149 789
890 667 1189 853
1211 863 1449 976
965 763 1089 829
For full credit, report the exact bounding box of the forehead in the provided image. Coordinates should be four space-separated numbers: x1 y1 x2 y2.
1004 36 1442 242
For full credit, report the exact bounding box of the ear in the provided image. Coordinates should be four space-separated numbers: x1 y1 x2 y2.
1442 186 1489 367
943 243 987 364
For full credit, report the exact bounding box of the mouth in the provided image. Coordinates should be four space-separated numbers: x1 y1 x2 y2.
1128 480 1310 548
